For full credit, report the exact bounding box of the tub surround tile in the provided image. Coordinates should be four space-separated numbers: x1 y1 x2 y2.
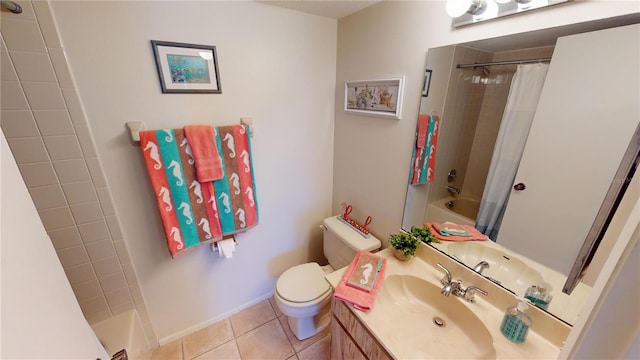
1 51 18 81
96 187 116 216
47 48 74 87
230 299 276 336
1 110 39 137
6 136 49 163
236 319 294 360
9 51 57 82
53 158 91 183
0 81 29 110
74 125 98 157
64 262 97 285
62 181 98 204
85 238 116 261
98 271 128 294
114 240 132 265
31 0 62 49
78 220 111 243
85 309 112 326
18 162 58 187
33 110 74 136
56 245 90 268
85 157 108 188
71 279 103 300
26 183 66 209
182 319 234 360
44 135 83 160
61 88 87 125
1 1 36 21
70 201 104 224
0 18 46 52
21 82 66 110
92 255 122 277
38 205 75 230
104 287 134 308
79 295 110 318
48 226 83 250
109 301 136 317
105 215 124 240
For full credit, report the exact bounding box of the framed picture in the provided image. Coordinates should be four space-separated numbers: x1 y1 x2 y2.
422 69 432 97
151 40 221 94
344 77 404 119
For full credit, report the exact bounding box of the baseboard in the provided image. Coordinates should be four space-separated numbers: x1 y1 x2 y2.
157 291 275 346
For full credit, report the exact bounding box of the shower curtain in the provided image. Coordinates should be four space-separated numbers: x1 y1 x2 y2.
476 63 549 240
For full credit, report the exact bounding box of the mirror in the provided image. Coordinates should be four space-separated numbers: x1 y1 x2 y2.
402 15 640 326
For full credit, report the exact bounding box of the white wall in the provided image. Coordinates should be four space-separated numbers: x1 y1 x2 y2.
50 1 337 342
334 0 639 246
1 131 102 359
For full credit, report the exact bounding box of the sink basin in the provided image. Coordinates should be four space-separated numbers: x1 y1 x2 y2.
379 275 496 359
447 242 543 296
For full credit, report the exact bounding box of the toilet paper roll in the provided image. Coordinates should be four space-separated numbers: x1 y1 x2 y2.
217 238 236 259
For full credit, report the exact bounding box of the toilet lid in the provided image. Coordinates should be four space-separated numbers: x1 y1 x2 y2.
276 263 331 303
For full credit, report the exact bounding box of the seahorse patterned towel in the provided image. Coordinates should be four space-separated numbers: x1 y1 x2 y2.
140 125 258 257
409 114 440 185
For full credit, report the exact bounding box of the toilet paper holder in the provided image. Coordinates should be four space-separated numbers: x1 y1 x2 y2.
211 236 237 254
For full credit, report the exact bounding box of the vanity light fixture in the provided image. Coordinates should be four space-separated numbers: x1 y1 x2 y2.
446 0 571 28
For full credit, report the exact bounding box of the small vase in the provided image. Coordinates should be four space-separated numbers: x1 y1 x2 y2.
394 249 413 261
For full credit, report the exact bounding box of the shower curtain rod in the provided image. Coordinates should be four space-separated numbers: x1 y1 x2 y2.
456 58 552 69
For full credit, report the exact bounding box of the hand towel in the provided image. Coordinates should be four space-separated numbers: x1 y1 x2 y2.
184 125 224 182
425 115 440 183
433 222 472 237
334 250 387 311
346 252 383 292
425 222 489 242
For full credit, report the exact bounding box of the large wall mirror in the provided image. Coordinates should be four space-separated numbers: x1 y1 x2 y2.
402 14 640 326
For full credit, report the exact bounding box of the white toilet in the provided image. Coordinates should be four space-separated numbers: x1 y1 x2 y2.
274 216 381 340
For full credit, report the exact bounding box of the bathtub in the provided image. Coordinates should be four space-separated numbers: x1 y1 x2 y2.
425 197 480 227
91 310 150 360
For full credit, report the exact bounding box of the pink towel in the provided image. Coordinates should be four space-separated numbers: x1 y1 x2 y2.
416 114 430 149
334 250 387 311
425 222 489 242
184 125 223 182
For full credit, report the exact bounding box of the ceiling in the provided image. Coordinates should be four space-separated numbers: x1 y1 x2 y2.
258 0 381 19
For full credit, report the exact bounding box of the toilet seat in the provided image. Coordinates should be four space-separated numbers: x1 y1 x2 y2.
276 263 331 303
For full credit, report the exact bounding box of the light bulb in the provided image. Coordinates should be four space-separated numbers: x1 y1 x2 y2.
446 0 474 18
473 0 498 20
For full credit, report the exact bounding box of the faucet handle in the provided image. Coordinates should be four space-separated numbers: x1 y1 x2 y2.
462 286 488 302
436 263 452 285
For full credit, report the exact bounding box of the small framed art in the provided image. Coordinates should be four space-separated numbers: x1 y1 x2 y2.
422 69 432 97
344 77 404 119
151 40 221 94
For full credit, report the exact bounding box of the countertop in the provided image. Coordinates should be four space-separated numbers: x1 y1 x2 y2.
325 245 563 359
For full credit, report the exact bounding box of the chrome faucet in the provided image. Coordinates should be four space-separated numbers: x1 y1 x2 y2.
436 263 488 302
445 185 461 196
472 261 490 274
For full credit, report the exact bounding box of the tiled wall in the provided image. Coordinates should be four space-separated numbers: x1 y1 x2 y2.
0 1 157 347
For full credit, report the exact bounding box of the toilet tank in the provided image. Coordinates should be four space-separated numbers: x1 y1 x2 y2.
322 216 381 269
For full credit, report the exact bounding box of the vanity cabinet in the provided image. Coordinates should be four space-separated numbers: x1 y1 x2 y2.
330 298 392 360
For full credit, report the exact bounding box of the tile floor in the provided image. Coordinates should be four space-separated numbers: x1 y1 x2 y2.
151 297 331 360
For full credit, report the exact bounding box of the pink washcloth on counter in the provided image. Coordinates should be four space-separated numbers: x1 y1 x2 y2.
425 222 489 242
184 125 223 182
334 250 387 311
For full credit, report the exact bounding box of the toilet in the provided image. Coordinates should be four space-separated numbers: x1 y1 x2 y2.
274 216 381 340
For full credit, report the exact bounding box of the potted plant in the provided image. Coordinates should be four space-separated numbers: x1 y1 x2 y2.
389 232 420 261
409 225 439 245
389 226 439 261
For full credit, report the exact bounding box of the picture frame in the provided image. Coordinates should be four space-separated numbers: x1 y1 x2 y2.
151 40 221 94
344 77 404 119
422 69 432 97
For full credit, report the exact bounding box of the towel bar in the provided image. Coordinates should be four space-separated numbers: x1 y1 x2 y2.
126 118 253 144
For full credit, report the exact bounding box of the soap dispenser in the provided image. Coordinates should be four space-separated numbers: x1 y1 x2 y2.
500 301 532 343
525 282 553 310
